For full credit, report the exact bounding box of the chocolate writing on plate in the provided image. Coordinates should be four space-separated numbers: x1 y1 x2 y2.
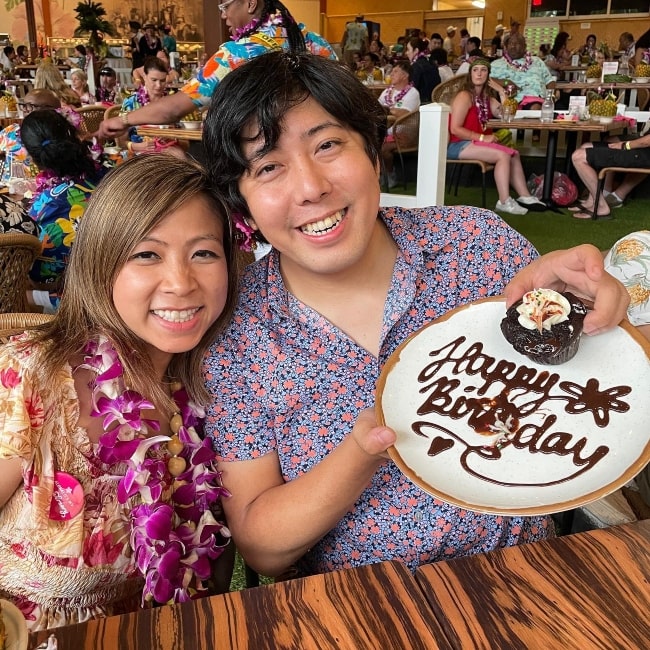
410 336 631 487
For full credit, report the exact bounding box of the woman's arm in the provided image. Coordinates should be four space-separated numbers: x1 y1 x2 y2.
0 458 23 509
218 409 395 576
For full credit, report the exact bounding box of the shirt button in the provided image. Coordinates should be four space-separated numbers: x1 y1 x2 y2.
414 511 423 522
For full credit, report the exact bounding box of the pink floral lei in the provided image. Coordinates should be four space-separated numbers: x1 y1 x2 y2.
502 50 533 72
79 336 231 605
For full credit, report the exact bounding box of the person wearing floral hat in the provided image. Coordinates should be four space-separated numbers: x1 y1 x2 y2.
0 155 237 631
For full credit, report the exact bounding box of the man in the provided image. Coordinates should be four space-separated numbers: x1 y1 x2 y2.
162 26 177 53
491 24 505 57
198 51 629 580
98 0 335 140
455 37 483 75
491 32 554 108
341 14 368 69
570 129 650 219
96 66 118 103
443 26 457 58
356 52 383 82
406 36 441 103
0 89 60 186
429 33 444 51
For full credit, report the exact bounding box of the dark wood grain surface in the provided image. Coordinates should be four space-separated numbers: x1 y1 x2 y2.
30 560 452 649
487 118 627 133
415 520 650 650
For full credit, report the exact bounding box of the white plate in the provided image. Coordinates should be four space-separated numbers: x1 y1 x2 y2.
594 116 614 124
377 297 650 515
0 599 28 650
179 121 202 130
633 77 649 83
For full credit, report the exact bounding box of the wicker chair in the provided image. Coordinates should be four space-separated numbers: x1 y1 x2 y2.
392 110 420 189
432 73 495 208
103 104 122 121
431 74 468 105
0 233 42 313
0 312 53 337
77 104 107 136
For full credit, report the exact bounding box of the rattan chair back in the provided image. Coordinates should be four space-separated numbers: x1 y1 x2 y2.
0 233 42 313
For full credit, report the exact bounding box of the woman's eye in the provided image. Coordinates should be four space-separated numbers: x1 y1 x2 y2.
256 163 278 177
130 250 159 260
318 139 342 153
194 249 219 259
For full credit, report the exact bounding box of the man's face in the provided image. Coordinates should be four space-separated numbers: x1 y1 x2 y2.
507 35 526 59
431 37 443 49
21 93 59 114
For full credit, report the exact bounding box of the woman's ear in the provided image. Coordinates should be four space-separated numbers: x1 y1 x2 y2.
247 0 258 14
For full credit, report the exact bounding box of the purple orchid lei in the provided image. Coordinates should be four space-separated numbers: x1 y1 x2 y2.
502 50 533 72
231 211 255 252
79 336 231 605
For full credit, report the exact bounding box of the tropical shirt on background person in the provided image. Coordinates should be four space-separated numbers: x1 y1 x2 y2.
0 193 38 235
0 123 33 186
28 174 103 309
181 13 336 109
490 54 554 103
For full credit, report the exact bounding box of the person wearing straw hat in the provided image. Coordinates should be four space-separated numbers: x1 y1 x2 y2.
443 26 457 58
491 24 506 57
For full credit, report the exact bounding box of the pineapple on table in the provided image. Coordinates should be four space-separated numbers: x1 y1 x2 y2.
585 63 602 81
635 60 650 79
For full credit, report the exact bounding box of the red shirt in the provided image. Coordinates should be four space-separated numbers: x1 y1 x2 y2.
449 102 493 143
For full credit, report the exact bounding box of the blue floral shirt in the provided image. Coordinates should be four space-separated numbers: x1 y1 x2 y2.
203 206 553 576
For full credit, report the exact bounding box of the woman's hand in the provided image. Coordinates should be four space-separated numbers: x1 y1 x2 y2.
504 244 630 336
350 408 396 458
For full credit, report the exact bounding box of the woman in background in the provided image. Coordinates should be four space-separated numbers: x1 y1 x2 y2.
21 110 106 311
70 68 96 105
448 57 545 215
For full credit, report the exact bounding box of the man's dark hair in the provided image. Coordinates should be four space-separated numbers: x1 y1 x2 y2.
204 52 386 241
429 48 448 66
468 36 481 50
3 46 14 57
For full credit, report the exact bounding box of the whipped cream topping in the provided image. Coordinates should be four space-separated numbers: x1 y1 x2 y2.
516 289 571 332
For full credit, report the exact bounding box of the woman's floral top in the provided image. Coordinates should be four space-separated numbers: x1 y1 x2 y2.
0 336 144 631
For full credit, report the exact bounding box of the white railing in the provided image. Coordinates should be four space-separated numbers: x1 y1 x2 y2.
380 103 450 209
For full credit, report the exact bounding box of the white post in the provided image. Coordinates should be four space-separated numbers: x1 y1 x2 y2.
380 102 450 209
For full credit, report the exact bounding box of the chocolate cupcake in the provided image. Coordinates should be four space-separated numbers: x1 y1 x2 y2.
501 289 588 365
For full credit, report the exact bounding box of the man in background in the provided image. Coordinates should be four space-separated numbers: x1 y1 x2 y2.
341 15 368 69
443 26 457 58
491 24 505 57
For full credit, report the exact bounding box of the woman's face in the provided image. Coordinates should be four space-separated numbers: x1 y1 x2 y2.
237 97 382 286
144 67 168 99
221 0 255 35
587 36 596 48
470 64 489 86
112 195 228 377
406 43 417 62
71 73 83 90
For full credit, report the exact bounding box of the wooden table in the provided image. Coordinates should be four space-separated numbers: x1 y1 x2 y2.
557 81 650 109
136 126 203 142
415 520 650 649
29 560 451 649
488 117 627 206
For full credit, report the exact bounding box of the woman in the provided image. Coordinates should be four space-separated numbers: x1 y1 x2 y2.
377 60 420 189
65 44 87 71
0 155 236 631
34 61 83 129
579 34 597 63
545 32 573 80
121 57 184 156
429 47 453 83
70 68 96 105
200 51 628 580
448 57 545 215
98 0 335 138
133 49 179 88
21 110 107 311
405 36 440 103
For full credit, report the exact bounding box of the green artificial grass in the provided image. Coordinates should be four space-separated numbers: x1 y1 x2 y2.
446 185 650 255
399 171 650 255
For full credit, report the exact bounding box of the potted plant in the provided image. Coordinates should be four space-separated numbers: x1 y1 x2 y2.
73 0 116 60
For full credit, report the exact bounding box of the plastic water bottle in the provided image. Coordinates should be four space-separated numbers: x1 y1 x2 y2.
540 91 555 123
